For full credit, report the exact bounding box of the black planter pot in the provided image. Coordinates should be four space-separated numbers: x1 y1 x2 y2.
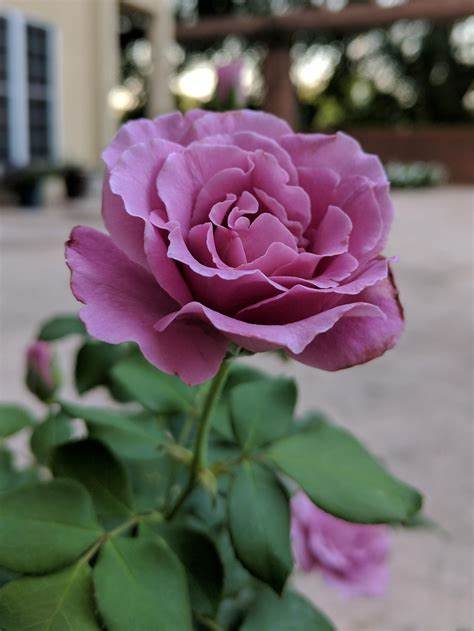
64 172 88 199
17 182 43 208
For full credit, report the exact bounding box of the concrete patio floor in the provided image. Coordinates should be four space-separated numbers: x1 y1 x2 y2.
1 186 473 630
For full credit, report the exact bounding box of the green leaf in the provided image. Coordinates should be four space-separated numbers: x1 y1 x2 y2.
241 588 335 631
60 401 165 460
211 364 267 440
0 404 34 438
0 566 18 590
216 529 256 599
153 524 224 617
75 340 132 395
111 354 196 413
230 377 297 452
125 456 172 512
0 448 39 495
93 536 192 631
228 462 292 593
267 418 423 524
217 589 258 630
0 562 101 630
30 413 73 465
37 314 86 341
0 479 102 573
51 439 134 526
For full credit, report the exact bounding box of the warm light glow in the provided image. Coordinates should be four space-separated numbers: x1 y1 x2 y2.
108 86 138 113
291 45 341 100
451 16 474 65
170 63 217 102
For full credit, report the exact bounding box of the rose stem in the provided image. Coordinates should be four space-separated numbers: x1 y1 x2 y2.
166 357 232 519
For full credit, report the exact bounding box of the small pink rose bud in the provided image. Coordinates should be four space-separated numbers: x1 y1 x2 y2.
291 492 391 598
25 341 60 402
216 60 245 106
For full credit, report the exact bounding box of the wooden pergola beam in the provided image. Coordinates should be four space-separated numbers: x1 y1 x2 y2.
177 0 474 44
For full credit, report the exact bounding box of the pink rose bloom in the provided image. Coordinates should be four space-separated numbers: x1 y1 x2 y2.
291 492 391 597
25 341 59 402
216 61 245 106
66 109 403 385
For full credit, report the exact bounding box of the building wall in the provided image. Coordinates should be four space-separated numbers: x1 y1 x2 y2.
2 0 120 167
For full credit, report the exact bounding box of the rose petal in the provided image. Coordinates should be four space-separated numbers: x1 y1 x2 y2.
66 226 227 385
281 132 388 185
237 282 379 324
102 175 148 268
227 191 259 229
187 223 215 267
276 257 388 293
232 131 298 183
334 176 383 258
239 242 299 275
322 560 390 598
209 194 236 226
291 271 404 370
156 300 383 356
109 138 183 220
144 222 192 305
238 213 298 261
158 143 250 234
214 225 247 267
297 166 340 227
309 205 352 257
193 165 251 227
251 151 311 234
193 109 292 140
272 252 320 279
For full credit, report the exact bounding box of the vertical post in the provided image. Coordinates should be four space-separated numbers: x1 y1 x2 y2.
94 0 120 157
262 35 297 129
7 10 29 166
149 0 175 115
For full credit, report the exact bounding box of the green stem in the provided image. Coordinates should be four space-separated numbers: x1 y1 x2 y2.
166 358 232 519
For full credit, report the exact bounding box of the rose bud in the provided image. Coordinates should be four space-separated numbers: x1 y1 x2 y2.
291 492 391 597
25 341 60 402
216 60 245 107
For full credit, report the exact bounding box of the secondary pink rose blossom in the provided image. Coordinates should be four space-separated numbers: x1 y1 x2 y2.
291 492 391 597
216 61 245 106
25 341 59 401
66 109 403 385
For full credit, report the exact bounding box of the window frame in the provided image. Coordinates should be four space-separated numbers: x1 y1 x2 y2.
0 9 58 167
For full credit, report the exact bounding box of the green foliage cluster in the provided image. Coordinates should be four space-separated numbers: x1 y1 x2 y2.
0 313 424 629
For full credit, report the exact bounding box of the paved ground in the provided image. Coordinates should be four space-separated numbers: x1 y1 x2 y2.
1 186 473 630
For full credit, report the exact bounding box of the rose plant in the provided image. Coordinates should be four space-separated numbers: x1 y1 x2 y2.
215 61 245 109
291 493 391 598
0 111 423 630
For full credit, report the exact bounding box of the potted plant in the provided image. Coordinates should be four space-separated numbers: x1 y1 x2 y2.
61 163 89 199
2 165 46 208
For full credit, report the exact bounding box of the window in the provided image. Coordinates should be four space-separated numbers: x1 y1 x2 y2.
0 11 57 167
27 24 52 160
0 16 9 163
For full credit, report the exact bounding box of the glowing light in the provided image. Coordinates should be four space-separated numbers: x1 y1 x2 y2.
170 63 217 102
350 80 373 108
130 39 152 68
108 86 138 112
291 45 341 100
451 16 474 65
463 86 474 112
376 0 407 6
347 31 384 62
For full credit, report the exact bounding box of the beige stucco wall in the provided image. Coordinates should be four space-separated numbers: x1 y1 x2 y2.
1 0 119 167
1 0 174 168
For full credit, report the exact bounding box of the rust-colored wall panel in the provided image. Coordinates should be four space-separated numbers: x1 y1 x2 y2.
345 127 474 183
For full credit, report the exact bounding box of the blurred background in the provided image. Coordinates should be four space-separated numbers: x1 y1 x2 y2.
0 0 473 629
